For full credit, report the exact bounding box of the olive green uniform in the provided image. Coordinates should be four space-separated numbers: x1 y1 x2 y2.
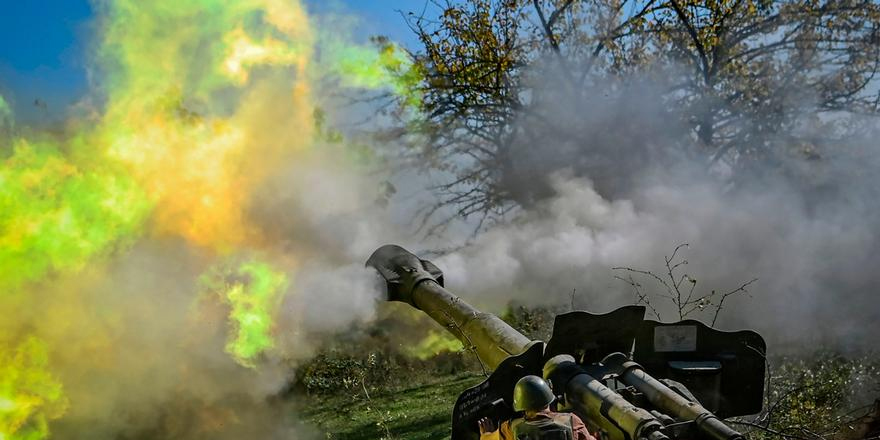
482 409 596 440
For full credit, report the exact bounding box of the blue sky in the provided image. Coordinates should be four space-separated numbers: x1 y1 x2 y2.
0 0 424 122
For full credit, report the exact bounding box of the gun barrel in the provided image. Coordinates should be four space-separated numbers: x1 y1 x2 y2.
545 355 669 440
367 244 531 369
409 278 531 369
603 354 744 440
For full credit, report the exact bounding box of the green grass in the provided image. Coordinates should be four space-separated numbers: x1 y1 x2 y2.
298 372 484 440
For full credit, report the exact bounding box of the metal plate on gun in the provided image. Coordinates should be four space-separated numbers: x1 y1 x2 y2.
635 319 767 417
654 325 697 352
544 306 646 364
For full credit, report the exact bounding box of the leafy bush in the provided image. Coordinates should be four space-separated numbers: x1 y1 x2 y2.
501 302 561 341
295 352 372 395
737 352 880 439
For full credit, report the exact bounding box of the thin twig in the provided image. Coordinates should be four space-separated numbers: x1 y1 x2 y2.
726 420 812 440
613 244 758 326
614 274 662 320
711 278 757 326
442 309 489 377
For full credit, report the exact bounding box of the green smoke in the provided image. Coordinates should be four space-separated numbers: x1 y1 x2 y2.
200 259 290 368
0 139 152 294
325 37 424 109
0 337 68 440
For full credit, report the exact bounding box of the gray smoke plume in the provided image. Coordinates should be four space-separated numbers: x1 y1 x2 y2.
433 66 880 352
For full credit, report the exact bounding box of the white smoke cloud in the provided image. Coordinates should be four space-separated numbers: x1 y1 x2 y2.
430 65 880 352
438 173 880 350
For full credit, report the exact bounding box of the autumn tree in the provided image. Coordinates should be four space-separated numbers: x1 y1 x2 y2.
402 0 880 229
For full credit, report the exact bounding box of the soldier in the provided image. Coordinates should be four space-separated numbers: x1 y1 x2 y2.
478 375 597 440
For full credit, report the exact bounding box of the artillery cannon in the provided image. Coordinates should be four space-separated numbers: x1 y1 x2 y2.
366 244 766 440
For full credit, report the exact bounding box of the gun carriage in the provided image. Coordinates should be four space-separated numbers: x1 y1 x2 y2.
367 245 766 440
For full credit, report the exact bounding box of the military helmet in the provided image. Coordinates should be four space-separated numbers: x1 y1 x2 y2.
513 375 555 412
